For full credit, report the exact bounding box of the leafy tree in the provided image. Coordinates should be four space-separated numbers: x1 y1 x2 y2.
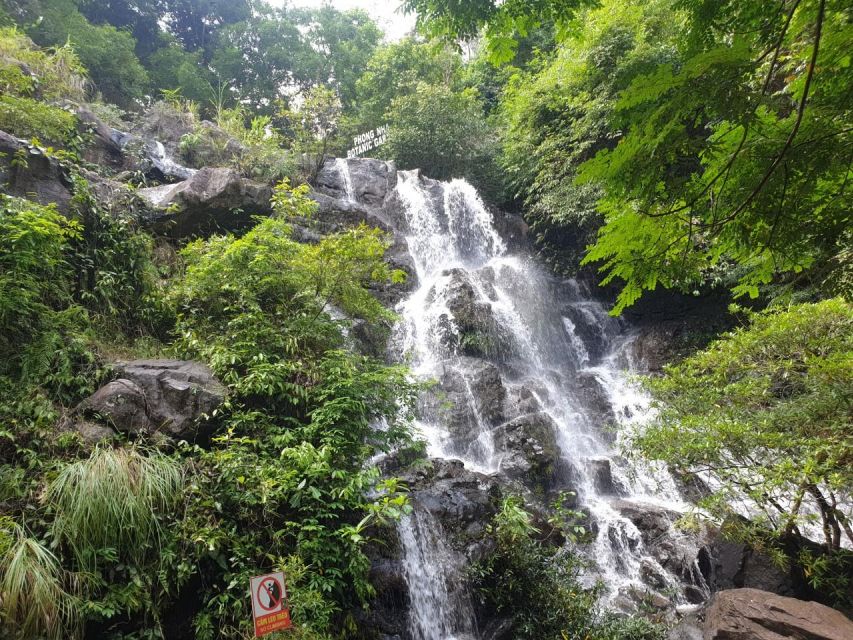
351 37 461 129
210 5 317 114
15 0 149 106
631 299 853 604
279 86 344 181
385 82 503 198
402 0 589 64
497 0 679 273
159 0 251 58
293 5 382 109
578 0 852 312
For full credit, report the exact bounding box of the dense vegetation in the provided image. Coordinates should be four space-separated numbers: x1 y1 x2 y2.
0 0 850 637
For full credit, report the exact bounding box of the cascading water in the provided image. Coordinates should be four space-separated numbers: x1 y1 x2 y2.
334 158 356 202
390 170 705 634
399 509 478 640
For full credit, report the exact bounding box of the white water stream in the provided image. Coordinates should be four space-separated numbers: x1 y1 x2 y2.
383 171 704 637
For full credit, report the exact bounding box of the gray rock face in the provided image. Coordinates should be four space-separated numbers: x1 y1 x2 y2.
0 131 72 210
79 359 227 439
137 167 272 237
77 106 125 169
494 412 560 493
697 525 796 597
703 588 853 640
315 157 397 206
432 268 507 359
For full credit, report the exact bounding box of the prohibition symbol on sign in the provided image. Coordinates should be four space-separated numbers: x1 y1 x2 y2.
256 576 282 611
250 571 292 637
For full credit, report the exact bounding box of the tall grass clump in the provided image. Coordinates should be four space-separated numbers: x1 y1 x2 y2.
45 447 183 570
0 521 80 640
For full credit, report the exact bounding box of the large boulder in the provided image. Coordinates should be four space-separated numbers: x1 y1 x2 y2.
697 524 799 597
79 359 227 439
703 588 853 640
402 458 502 549
0 131 72 210
136 167 272 237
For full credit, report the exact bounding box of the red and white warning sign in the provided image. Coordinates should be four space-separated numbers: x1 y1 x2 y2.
250 571 292 637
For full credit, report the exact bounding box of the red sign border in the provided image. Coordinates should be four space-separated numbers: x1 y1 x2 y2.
251 572 292 637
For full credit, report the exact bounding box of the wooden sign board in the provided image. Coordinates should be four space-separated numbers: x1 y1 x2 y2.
250 572 292 637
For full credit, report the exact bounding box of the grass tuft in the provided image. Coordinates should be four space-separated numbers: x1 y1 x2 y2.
0 521 80 640
46 446 183 570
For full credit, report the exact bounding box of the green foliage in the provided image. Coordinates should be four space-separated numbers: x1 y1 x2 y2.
46 447 184 571
497 0 679 273
23 0 149 106
576 0 853 312
386 82 503 198
473 497 665 640
351 38 462 129
632 299 853 603
163 181 416 635
0 27 83 143
0 26 87 100
403 0 589 64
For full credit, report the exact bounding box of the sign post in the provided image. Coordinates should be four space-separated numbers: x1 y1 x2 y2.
250 572 292 637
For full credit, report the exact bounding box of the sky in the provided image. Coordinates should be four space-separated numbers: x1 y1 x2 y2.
275 1 417 41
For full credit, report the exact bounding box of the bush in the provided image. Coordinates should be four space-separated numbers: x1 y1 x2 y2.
473 497 666 640
633 299 853 606
0 521 80 640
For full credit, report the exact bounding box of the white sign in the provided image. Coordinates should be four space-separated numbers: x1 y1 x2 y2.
347 124 389 158
250 571 291 637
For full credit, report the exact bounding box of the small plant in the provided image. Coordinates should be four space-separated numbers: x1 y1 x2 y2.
0 520 81 640
45 446 184 570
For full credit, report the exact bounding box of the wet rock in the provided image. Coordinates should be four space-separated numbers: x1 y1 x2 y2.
612 499 679 545
494 412 560 493
0 130 72 210
575 372 617 436
587 457 624 496
137 167 271 237
640 558 670 590
503 384 542 420
79 359 226 439
315 157 397 206
436 268 505 359
703 588 853 640
401 458 501 550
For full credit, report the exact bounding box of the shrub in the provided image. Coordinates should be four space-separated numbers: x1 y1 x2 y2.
633 299 853 606
165 182 417 636
473 497 666 640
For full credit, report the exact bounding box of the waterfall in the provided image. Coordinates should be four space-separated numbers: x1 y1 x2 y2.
147 140 196 181
390 169 704 629
334 158 356 202
399 508 478 640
